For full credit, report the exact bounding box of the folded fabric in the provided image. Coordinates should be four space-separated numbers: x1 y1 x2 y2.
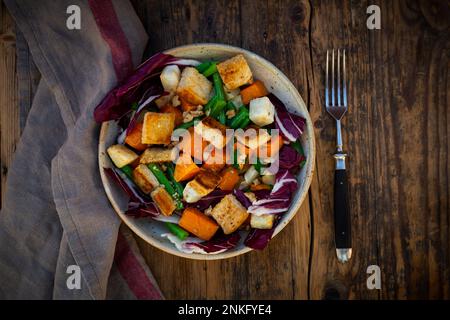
0 0 163 299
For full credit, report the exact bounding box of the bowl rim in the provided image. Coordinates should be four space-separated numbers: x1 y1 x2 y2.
98 43 316 260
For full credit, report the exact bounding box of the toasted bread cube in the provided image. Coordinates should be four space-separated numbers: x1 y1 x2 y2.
139 147 176 164
107 144 139 168
142 112 175 145
183 170 221 203
176 67 212 105
249 96 275 127
132 164 160 194
194 117 228 149
160 65 181 92
250 213 275 229
151 186 176 216
211 194 249 234
217 54 253 90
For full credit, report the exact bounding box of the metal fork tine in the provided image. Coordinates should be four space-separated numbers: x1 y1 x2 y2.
337 49 341 106
325 50 329 106
331 49 335 106
343 49 347 107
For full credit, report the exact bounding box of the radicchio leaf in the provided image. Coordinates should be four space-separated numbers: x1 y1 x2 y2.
104 167 159 218
186 233 241 253
269 93 306 142
279 145 306 170
193 190 231 211
247 169 298 216
244 217 280 250
94 53 199 123
161 232 240 254
233 189 252 209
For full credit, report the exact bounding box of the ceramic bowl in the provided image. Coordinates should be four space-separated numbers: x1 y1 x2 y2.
99 43 315 260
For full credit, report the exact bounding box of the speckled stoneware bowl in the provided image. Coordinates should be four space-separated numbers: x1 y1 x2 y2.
99 43 315 260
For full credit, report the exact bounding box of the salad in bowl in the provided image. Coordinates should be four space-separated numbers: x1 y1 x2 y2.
97 44 314 259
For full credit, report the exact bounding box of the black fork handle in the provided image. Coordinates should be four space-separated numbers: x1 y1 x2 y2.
334 168 351 248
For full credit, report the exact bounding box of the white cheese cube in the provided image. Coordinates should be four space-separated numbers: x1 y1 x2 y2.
250 214 275 229
249 96 275 127
107 144 139 168
160 65 181 93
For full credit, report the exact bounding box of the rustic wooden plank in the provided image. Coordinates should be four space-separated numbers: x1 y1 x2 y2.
370 0 449 299
308 0 380 299
240 0 312 300
0 3 19 208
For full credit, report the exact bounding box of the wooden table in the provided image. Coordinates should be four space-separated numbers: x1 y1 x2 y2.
1 0 449 299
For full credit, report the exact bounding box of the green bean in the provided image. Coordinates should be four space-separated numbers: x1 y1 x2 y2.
218 109 226 125
147 164 183 210
291 139 304 156
209 99 226 119
229 107 249 129
121 165 134 180
165 222 189 240
166 163 184 198
196 61 213 73
176 117 203 130
225 101 236 111
204 95 218 114
212 73 225 101
202 63 217 77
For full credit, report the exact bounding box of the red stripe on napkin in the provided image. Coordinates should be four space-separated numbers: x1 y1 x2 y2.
88 0 134 82
115 231 163 300
88 0 162 300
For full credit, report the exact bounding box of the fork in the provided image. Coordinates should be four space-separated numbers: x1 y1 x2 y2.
325 49 352 263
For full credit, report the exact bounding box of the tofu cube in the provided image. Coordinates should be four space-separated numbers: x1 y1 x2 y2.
176 67 212 105
183 170 221 203
236 128 271 150
249 96 275 127
217 54 253 90
107 144 139 168
151 186 176 216
194 117 228 149
139 147 176 164
211 194 249 234
142 112 175 145
250 213 275 229
160 65 181 92
132 164 160 194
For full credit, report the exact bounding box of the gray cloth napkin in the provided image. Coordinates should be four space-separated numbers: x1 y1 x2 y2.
0 0 163 299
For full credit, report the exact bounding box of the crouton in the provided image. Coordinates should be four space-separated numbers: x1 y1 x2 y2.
183 170 221 203
107 144 139 168
217 54 253 90
249 96 275 127
132 164 159 194
160 65 180 92
235 128 271 150
210 194 249 234
142 112 175 145
176 67 212 105
139 147 177 164
250 214 275 229
151 186 176 216
194 116 228 149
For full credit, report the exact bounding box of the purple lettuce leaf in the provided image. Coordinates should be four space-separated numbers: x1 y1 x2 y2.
268 93 306 142
187 233 241 253
193 190 231 211
248 169 298 215
94 53 199 123
279 144 306 170
252 189 271 200
104 167 159 218
233 189 252 209
244 217 280 250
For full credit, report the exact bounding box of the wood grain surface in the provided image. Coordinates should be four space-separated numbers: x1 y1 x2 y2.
1 0 449 299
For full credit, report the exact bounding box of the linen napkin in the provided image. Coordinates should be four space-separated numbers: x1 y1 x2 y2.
0 0 163 300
